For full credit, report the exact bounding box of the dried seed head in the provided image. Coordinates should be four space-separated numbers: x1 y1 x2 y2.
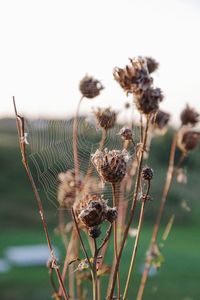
135 87 164 115
88 226 102 239
93 107 117 130
146 57 159 74
57 170 82 208
141 167 154 181
91 148 129 183
118 127 133 141
79 75 104 98
113 57 153 95
153 110 170 130
180 104 199 126
177 128 200 154
105 207 117 223
74 194 117 229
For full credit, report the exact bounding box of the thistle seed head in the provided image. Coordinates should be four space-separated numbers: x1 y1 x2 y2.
79 75 104 98
93 107 116 130
118 127 133 141
91 148 129 183
57 170 82 208
180 104 199 126
146 57 159 74
177 128 200 154
141 167 154 181
135 87 164 115
153 110 170 130
113 57 153 95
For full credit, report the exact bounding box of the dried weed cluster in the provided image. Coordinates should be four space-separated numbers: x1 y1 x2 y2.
14 55 200 300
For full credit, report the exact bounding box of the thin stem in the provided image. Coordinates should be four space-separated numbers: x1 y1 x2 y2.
123 181 150 300
73 96 83 183
136 131 178 300
111 183 121 300
92 239 98 300
13 97 69 300
107 116 150 300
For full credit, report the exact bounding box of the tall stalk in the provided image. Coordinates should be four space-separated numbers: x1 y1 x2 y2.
123 180 151 299
107 116 150 300
13 97 69 300
136 132 178 300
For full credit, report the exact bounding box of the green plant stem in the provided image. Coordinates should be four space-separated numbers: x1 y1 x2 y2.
123 180 150 300
107 115 150 300
136 132 178 300
13 97 69 300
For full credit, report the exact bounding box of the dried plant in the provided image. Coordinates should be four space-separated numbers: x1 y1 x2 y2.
13 55 200 300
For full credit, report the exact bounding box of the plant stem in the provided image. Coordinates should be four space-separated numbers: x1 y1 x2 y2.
123 181 150 300
73 96 83 183
13 97 69 300
92 239 98 300
107 116 150 300
136 132 178 300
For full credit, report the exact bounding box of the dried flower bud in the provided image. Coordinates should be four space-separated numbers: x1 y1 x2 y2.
57 170 82 208
180 104 199 126
153 110 170 130
141 167 154 181
177 128 200 154
93 107 116 130
88 226 101 239
91 148 129 183
146 57 159 73
113 57 153 95
118 127 133 141
105 207 117 223
79 75 104 98
135 87 163 115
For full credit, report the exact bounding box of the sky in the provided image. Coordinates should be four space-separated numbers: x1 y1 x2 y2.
0 0 200 124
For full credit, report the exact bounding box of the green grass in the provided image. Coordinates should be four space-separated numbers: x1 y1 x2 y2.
0 225 199 300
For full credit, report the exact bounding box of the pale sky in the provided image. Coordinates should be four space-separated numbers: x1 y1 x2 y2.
0 0 200 124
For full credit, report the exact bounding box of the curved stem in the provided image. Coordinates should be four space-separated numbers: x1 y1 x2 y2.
107 116 150 300
123 181 150 300
136 131 178 300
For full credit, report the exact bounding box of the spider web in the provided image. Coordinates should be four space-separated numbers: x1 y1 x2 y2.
25 113 138 210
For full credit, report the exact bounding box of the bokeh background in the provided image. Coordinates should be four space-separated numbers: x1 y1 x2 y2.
0 0 200 300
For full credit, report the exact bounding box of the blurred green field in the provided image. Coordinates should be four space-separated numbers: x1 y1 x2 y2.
0 118 200 300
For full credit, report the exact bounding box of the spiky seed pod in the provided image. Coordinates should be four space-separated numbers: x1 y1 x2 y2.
135 87 164 115
177 128 200 154
93 107 117 130
113 57 153 95
180 104 199 126
106 207 117 223
141 167 154 181
91 149 129 183
57 170 82 208
118 127 133 141
146 57 159 74
88 226 102 239
79 75 104 99
153 110 170 130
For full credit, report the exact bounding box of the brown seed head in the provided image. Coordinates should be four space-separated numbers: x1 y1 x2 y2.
153 110 170 130
93 107 117 130
106 207 117 223
57 170 82 208
91 148 129 183
146 57 159 73
118 127 133 141
135 87 164 115
79 75 104 98
141 167 154 181
177 128 200 154
180 104 199 126
113 57 153 95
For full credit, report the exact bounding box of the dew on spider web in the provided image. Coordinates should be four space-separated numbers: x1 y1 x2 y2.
25 115 138 210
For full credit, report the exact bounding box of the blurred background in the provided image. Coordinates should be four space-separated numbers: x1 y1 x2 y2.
0 0 200 299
